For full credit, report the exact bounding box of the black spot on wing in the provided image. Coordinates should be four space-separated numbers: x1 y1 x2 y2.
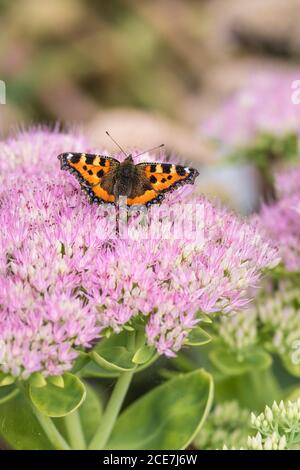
57 153 80 169
176 165 186 176
145 193 165 207
150 175 157 184
97 169 104 178
71 154 81 164
159 167 199 194
85 155 95 165
161 164 172 174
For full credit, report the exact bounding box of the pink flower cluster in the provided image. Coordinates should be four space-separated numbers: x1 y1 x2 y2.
275 164 300 199
0 129 279 377
258 164 300 272
202 71 300 150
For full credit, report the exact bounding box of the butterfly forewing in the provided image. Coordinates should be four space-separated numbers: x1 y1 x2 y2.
58 152 119 204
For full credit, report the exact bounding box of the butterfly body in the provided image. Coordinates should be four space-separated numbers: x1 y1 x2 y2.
58 152 199 207
113 155 136 200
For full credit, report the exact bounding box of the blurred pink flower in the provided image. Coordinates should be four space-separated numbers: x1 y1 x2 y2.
275 164 300 198
258 164 300 272
0 129 279 376
202 71 300 150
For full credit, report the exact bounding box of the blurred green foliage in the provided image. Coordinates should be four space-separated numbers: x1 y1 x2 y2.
0 0 206 125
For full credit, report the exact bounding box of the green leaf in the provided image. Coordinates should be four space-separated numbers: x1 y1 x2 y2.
79 384 103 445
159 369 181 380
90 330 137 372
96 330 134 349
132 345 155 365
47 375 64 388
281 356 300 378
54 382 103 446
0 372 15 387
197 312 213 324
88 330 158 373
71 351 90 374
215 368 281 410
285 387 300 402
29 373 86 417
227 132 298 167
106 369 213 450
185 327 212 346
123 325 135 332
80 361 120 378
81 352 158 377
135 353 159 373
0 385 19 405
91 347 136 372
0 391 54 449
210 347 272 376
29 372 47 388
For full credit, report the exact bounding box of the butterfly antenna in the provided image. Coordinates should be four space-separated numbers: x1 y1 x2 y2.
134 144 164 159
105 131 128 158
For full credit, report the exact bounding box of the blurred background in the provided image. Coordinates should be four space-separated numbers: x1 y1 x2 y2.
1 0 300 212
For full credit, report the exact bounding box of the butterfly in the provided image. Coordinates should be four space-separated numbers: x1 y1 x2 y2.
58 144 199 208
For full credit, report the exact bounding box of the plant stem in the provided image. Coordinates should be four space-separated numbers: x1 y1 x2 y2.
64 410 86 450
89 330 136 450
31 406 71 450
88 369 134 450
17 382 70 450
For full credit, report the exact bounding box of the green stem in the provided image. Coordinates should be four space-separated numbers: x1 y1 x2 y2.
89 331 136 450
88 369 134 450
18 383 70 450
31 406 71 450
64 410 86 450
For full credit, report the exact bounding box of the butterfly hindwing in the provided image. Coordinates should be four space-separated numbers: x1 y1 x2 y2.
58 152 119 204
127 162 199 207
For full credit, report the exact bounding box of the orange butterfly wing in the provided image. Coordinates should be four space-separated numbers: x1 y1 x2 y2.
58 152 119 204
127 163 199 207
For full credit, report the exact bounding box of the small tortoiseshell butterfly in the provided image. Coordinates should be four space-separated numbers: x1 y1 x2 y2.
58 134 199 208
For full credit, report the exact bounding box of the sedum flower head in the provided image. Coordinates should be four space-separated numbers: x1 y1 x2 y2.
275 163 300 199
195 401 250 450
217 308 258 352
258 194 300 272
0 129 279 378
249 399 300 450
224 399 300 450
202 71 300 149
256 161 300 273
215 281 300 365
245 432 287 451
257 282 300 359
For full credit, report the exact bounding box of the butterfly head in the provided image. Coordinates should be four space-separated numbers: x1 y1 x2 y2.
119 154 135 179
124 154 134 164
